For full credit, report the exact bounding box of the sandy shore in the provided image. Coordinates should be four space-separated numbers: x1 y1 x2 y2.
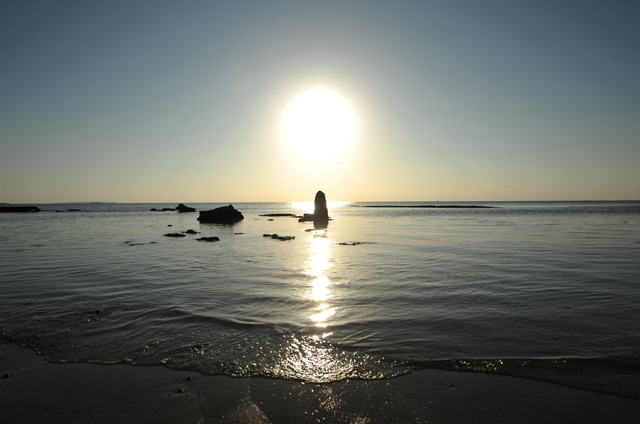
2 340 639 423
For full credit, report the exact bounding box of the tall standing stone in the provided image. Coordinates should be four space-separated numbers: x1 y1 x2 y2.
313 191 329 228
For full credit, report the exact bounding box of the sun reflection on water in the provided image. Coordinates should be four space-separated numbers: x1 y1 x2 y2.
306 231 334 328
278 333 358 383
262 228 398 383
269 228 357 383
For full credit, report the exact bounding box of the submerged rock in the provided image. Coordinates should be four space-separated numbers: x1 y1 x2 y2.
198 205 244 224
183 229 200 234
264 233 295 241
176 203 196 213
164 233 186 238
196 236 220 242
298 213 314 222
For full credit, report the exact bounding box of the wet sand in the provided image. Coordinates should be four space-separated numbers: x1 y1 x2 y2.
2 340 639 423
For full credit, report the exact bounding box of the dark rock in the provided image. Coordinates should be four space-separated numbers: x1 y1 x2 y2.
196 236 220 242
234 233 244 235
150 208 158 211
67 209 82 212
263 234 273 237
161 208 176 211
268 219 274 221
259 213 298 217
176 203 196 213
164 233 186 238
197 205 244 224
183 229 199 234
0 206 40 213
337 241 377 246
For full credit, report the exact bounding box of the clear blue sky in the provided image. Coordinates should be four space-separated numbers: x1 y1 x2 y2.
1 0 638 202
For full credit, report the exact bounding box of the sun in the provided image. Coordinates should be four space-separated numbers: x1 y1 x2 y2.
281 87 358 158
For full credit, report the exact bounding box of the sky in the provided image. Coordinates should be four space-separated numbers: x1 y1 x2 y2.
1 0 639 203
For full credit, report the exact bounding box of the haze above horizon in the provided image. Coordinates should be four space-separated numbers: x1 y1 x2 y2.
1 0 639 203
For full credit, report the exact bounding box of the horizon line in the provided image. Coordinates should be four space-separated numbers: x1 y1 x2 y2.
3 199 640 205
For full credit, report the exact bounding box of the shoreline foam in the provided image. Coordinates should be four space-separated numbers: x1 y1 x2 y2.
2 340 639 423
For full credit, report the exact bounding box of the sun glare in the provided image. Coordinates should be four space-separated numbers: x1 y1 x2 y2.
281 87 358 158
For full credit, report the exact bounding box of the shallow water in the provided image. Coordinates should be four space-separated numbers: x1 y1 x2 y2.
1 201 639 397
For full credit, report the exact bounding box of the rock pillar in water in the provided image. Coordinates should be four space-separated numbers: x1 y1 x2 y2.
313 191 329 228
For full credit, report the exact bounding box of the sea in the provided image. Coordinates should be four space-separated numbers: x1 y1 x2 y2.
1 200 639 399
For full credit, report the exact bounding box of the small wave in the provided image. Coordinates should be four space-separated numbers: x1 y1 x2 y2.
406 357 633 370
1 325 407 384
405 357 640 400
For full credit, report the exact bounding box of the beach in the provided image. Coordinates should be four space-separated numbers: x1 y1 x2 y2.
2 340 640 423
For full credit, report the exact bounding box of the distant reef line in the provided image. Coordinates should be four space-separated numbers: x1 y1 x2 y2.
361 205 497 209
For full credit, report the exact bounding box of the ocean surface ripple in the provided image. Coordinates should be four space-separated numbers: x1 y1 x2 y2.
1 201 639 398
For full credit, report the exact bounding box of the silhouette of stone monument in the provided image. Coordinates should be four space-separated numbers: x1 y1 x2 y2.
313 190 329 228
299 191 329 228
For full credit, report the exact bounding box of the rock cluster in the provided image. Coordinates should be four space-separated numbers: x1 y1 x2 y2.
150 204 196 212
176 203 196 213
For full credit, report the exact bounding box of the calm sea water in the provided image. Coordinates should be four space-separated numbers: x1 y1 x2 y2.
1 201 639 398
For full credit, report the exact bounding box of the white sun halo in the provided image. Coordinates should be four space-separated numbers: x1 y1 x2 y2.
281 87 358 158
